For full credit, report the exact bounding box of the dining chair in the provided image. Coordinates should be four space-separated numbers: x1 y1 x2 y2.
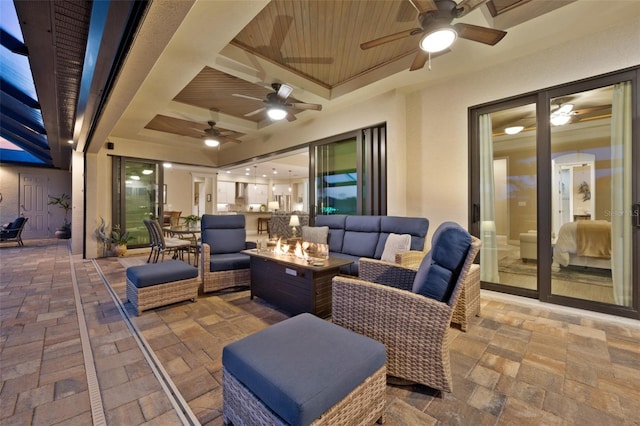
149 220 190 263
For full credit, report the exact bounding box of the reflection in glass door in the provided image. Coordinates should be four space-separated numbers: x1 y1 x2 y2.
114 158 160 248
478 102 538 293
550 84 632 307
314 137 358 215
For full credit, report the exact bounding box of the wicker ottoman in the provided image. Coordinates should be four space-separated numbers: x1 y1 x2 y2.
126 260 199 315
222 313 387 426
452 263 480 331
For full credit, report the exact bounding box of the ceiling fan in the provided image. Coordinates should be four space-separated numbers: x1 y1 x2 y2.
360 0 507 71
232 83 322 121
198 121 241 147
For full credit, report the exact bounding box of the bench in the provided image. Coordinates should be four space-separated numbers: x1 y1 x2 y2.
222 313 387 425
126 260 199 315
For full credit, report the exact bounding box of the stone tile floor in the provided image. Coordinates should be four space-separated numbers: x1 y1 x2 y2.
1 239 639 425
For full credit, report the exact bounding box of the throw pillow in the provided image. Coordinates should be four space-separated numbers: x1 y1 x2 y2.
301 226 329 244
381 233 411 263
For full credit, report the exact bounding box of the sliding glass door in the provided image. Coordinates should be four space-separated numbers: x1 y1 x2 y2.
113 157 161 248
549 83 633 308
311 125 386 217
471 68 639 318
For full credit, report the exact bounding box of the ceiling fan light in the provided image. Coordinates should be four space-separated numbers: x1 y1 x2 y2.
267 107 287 120
504 126 524 135
204 138 220 147
419 27 457 53
550 113 571 126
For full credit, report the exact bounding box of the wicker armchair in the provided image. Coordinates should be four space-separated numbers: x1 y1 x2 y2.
332 223 481 393
200 215 256 293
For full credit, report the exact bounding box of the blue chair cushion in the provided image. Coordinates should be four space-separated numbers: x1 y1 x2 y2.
209 252 250 272
223 313 386 426
412 222 471 302
327 252 360 275
201 215 247 254
126 260 197 288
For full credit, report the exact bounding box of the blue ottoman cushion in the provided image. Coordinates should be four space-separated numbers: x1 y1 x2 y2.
126 260 198 288
223 313 386 426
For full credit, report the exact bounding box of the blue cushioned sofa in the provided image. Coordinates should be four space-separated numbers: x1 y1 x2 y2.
314 215 429 275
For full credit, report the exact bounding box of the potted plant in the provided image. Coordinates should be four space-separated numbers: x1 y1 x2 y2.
183 214 201 230
48 193 71 239
110 225 133 257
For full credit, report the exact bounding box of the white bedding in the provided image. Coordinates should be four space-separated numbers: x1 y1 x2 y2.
553 221 611 269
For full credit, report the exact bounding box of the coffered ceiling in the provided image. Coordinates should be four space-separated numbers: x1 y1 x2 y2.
10 0 636 171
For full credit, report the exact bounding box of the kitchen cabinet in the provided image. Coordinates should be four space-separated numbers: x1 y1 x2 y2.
217 181 235 204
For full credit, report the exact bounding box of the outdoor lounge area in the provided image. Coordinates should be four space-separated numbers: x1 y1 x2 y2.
1 0 639 425
1 239 639 425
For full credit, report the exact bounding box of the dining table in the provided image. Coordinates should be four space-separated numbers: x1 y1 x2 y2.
163 226 202 266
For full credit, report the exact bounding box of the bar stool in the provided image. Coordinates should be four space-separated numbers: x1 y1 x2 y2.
257 217 270 234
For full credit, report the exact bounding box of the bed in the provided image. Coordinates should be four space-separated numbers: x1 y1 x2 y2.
553 220 611 270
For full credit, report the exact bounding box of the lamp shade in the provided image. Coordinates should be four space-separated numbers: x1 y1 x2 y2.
289 215 300 227
268 201 279 211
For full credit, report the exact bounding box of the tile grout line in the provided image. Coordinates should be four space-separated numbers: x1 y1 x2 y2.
90 259 200 426
67 249 107 426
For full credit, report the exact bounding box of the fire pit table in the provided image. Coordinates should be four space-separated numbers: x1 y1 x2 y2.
242 248 353 318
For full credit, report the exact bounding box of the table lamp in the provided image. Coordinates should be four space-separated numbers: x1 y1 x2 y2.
268 201 279 211
289 214 300 238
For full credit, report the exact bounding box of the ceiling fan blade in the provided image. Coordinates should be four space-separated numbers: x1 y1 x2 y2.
409 49 450 71
222 136 242 144
286 113 297 122
232 93 264 102
455 0 488 17
288 102 322 111
409 51 428 71
453 23 507 46
245 107 266 117
396 0 418 22
360 27 423 50
408 0 438 14
270 15 294 52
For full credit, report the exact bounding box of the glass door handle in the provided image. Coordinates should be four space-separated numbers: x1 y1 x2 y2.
633 204 640 228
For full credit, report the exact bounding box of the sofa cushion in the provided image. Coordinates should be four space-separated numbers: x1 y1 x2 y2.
315 215 347 252
342 216 381 258
301 226 329 244
209 252 251 272
126 260 198 288
222 313 386 426
381 233 411 263
375 216 429 258
201 215 246 254
328 252 360 276
412 222 471 303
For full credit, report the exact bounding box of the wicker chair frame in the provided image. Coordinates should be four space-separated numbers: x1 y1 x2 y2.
126 275 198 315
332 236 481 393
200 242 251 293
